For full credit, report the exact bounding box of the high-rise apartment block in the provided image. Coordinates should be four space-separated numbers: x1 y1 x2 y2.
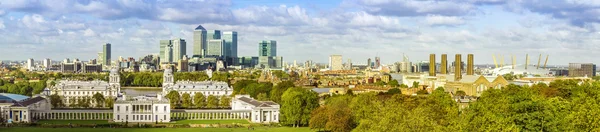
569 63 596 77
329 55 343 70
27 58 34 71
259 40 277 57
43 58 51 70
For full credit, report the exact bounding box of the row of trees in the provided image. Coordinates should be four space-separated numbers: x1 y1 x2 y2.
232 80 296 103
119 71 231 87
165 90 231 109
306 79 600 131
48 93 115 108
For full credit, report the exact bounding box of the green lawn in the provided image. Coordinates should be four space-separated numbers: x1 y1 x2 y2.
0 127 312 132
172 119 250 124
37 120 109 124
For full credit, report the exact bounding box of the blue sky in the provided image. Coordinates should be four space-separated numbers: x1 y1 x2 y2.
1 0 600 65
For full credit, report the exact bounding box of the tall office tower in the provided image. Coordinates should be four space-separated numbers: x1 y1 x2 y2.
375 57 381 68
367 58 372 68
429 54 436 76
222 31 238 58
164 46 173 63
467 54 474 75
172 38 186 62
207 39 225 56
103 43 111 67
258 40 277 56
455 54 462 81
207 30 221 40
329 55 343 70
27 58 34 71
43 58 51 70
441 54 447 74
193 25 207 57
159 40 173 63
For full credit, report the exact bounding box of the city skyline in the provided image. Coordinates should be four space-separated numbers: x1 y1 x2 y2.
1 0 600 65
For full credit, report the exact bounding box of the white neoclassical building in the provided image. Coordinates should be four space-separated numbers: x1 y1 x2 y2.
0 93 51 123
232 95 280 123
113 94 170 123
162 68 233 97
51 68 121 106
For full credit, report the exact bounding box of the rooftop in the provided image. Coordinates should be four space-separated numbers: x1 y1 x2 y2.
0 93 30 102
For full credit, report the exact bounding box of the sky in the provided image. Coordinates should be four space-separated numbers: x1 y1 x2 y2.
1 0 600 65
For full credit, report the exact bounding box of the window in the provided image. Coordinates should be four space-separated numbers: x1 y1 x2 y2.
126 106 128 112
164 106 167 111
155 106 158 112
164 115 166 121
126 115 128 120
117 106 120 111
117 115 120 120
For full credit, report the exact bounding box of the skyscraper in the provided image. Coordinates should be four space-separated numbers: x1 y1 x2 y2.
429 54 436 76
467 54 474 75
193 25 207 57
159 40 172 63
165 46 173 63
207 30 221 40
103 43 111 67
259 40 277 56
375 57 381 68
367 58 372 68
441 54 447 74
172 38 186 62
207 39 225 56
27 58 34 71
329 55 343 70
222 31 238 58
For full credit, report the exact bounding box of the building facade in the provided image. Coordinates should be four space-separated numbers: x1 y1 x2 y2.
222 31 238 58
207 39 225 57
51 68 120 106
113 95 170 123
162 69 233 97
103 43 111 67
231 95 280 123
193 25 207 57
568 63 596 77
329 55 343 70
259 40 277 57
0 93 51 123
172 38 186 63
159 40 173 63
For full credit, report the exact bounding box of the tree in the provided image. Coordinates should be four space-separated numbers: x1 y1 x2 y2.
193 92 207 108
455 90 466 96
105 97 115 108
400 84 409 88
412 81 420 88
417 89 429 95
220 96 231 108
166 90 181 108
181 93 192 108
92 93 105 108
207 95 219 108
388 79 400 87
281 87 319 127
257 93 268 101
49 94 64 108
77 97 91 108
309 106 328 131
387 88 401 95
270 81 295 103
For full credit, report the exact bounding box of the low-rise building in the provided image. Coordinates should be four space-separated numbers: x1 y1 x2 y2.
113 94 170 123
162 68 233 97
51 68 120 106
444 75 509 96
231 95 279 123
0 93 51 123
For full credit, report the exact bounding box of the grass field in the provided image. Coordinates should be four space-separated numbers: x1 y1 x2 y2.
0 127 312 132
37 120 109 124
172 119 249 124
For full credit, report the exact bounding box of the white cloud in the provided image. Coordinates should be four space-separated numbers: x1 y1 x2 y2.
424 15 465 26
83 28 96 37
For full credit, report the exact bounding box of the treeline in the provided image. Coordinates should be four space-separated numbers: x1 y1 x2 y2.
49 93 115 108
0 79 47 96
119 72 231 87
165 91 230 109
303 79 600 131
233 80 295 103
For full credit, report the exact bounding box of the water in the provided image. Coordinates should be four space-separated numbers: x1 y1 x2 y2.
120 87 162 96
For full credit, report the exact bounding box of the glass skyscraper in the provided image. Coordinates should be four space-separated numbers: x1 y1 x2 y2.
193 25 207 57
259 40 277 57
103 43 111 66
222 31 237 58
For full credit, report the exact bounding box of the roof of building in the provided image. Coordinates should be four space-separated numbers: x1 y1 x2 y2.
311 88 331 94
0 93 30 102
194 25 206 30
12 96 46 107
237 96 279 108
170 81 232 91
53 80 115 90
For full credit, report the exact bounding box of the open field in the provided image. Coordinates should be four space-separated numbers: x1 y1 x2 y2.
37 120 109 124
0 127 312 132
172 119 249 124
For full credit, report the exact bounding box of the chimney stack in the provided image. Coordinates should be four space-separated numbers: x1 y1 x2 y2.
430 54 436 76
455 54 462 81
467 54 474 75
441 54 447 74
